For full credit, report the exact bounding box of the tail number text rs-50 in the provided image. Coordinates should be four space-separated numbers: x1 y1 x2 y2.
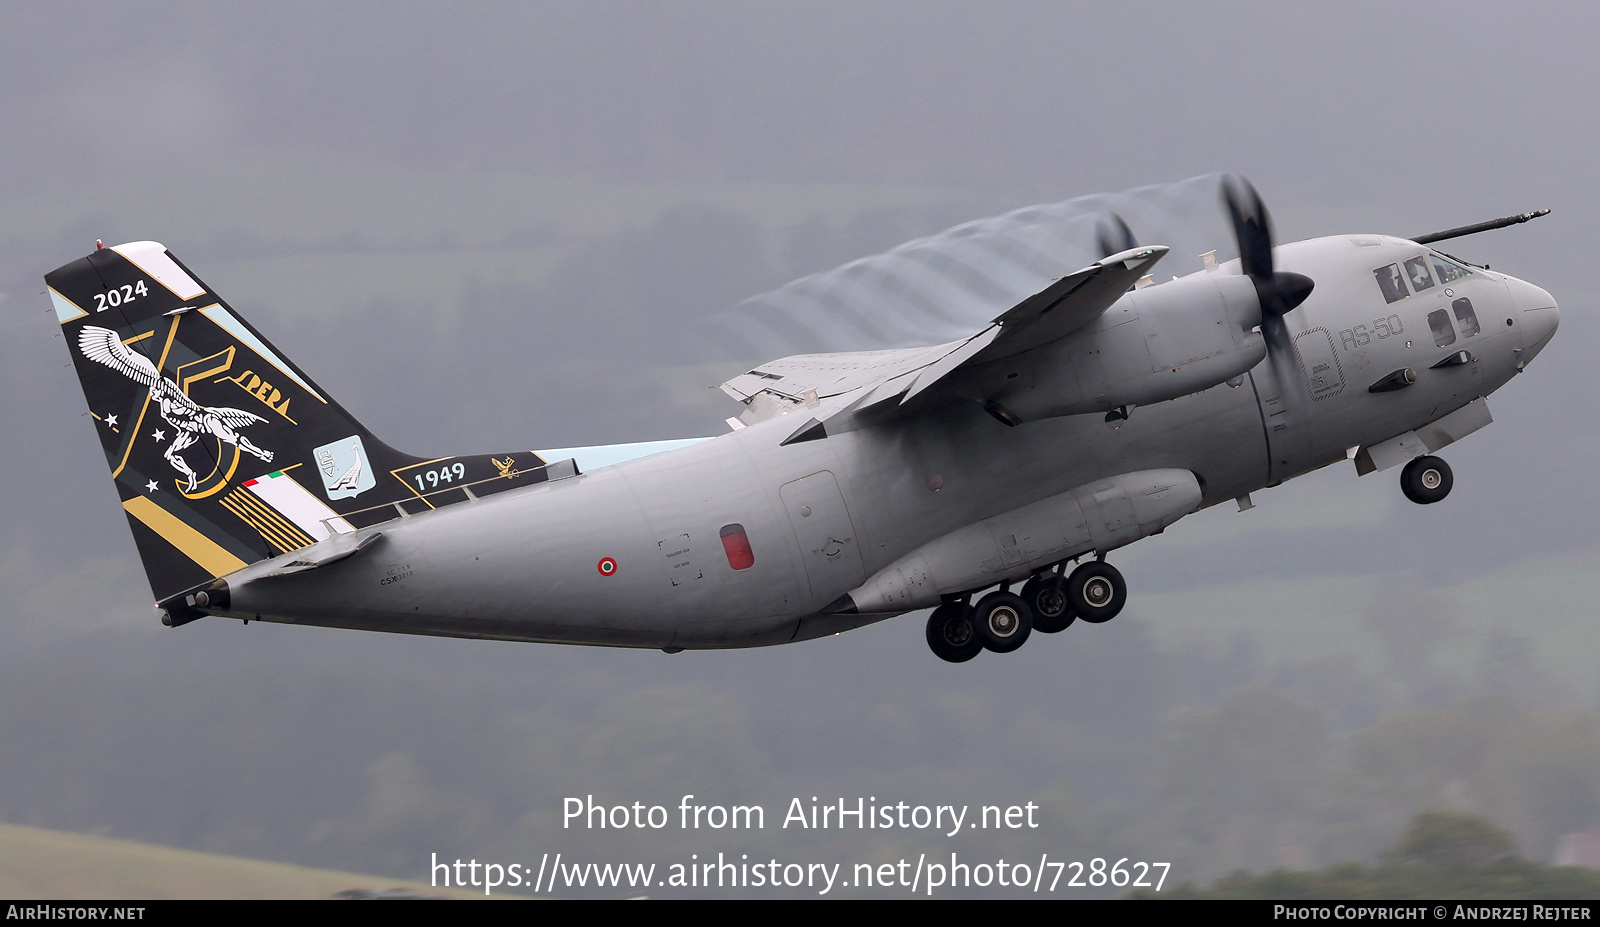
1340 314 1403 350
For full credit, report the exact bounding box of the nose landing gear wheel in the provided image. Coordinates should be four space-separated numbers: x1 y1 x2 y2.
1401 455 1453 504
1021 575 1075 633
973 591 1033 653
1067 561 1126 624
926 601 983 663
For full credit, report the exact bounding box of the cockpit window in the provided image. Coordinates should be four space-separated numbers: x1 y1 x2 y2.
1430 253 1472 283
1428 308 1457 347
1374 264 1408 303
1453 297 1480 337
1404 256 1435 292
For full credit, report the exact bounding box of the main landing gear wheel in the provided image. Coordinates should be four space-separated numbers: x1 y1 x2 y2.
1401 455 1453 504
973 591 1033 653
926 602 983 663
1021 575 1075 634
1067 561 1126 624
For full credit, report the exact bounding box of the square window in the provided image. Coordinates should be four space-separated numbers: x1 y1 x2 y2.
1405 256 1435 291
1375 264 1408 303
1453 297 1480 337
1428 308 1456 347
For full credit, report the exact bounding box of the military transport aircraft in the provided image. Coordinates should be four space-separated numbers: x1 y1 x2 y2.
45 178 1558 662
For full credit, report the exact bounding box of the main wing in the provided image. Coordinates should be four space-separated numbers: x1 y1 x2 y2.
720 246 1167 438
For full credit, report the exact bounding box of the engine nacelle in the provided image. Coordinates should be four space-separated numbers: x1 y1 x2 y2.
972 273 1264 421
843 469 1202 614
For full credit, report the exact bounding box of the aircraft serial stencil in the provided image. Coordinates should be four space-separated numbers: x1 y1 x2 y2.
45 180 1560 662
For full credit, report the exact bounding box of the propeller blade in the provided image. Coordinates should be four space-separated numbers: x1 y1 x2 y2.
1218 176 1314 482
1096 213 1137 259
1221 176 1314 318
1221 175 1274 282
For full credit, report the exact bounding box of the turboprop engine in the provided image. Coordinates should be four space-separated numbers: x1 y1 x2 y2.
963 179 1315 426
967 272 1267 422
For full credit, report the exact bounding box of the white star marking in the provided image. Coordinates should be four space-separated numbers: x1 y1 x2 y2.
145 480 160 493
152 429 166 442
105 414 119 428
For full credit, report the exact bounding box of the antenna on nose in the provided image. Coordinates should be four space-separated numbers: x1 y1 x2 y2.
1412 209 1550 245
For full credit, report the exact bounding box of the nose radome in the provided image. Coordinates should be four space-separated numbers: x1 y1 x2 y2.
1522 305 1559 363
1505 276 1559 363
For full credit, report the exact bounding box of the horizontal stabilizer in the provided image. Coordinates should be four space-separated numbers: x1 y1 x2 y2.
261 530 385 578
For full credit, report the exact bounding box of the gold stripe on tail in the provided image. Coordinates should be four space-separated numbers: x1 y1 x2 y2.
123 496 248 578
219 488 315 553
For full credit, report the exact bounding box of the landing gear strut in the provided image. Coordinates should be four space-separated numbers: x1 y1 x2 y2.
925 600 983 663
1021 572 1075 633
1401 455 1453 504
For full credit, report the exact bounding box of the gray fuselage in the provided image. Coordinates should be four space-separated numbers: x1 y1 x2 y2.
222 235 1559 649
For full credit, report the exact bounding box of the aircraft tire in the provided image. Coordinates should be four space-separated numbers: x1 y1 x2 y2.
1401 455 1453 504
926 602 983 663
1021 576 1075 633
1067 561 1126 624
972 591 1033 653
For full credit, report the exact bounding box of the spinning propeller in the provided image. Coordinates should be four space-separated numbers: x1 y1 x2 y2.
1221 176 1314 319
1221 175 1314 455
1095 178 1315 369
1096 213 1138 259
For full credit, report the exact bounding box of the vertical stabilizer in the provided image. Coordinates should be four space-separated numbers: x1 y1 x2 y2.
47 242 556 611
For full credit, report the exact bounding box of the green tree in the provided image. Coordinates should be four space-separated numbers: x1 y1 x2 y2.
1384 810 1515 869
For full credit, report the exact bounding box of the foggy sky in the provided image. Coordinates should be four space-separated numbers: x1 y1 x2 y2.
1 2 1596 896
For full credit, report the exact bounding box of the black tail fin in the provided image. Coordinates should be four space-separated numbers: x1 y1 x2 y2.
47 241 556 609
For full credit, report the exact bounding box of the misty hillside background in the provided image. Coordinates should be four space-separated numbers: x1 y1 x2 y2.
1 2 1597 896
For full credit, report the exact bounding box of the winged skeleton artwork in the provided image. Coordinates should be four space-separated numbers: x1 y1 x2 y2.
78 325 274 491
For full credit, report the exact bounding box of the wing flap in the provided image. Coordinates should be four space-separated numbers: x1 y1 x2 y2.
718 343 955 405
901 327 1000 403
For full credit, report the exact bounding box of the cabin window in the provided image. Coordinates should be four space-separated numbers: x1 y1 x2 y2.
1453 297 1481 337
1428 308 1457 347
1374 264 1408 303
720 524 755 571
1431 253 1473 283
1404 256 1435 292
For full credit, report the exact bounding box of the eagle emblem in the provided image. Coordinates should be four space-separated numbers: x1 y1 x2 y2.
79 325 274 491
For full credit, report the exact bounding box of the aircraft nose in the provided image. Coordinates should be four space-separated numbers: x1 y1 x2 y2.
1506 276 1559 363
